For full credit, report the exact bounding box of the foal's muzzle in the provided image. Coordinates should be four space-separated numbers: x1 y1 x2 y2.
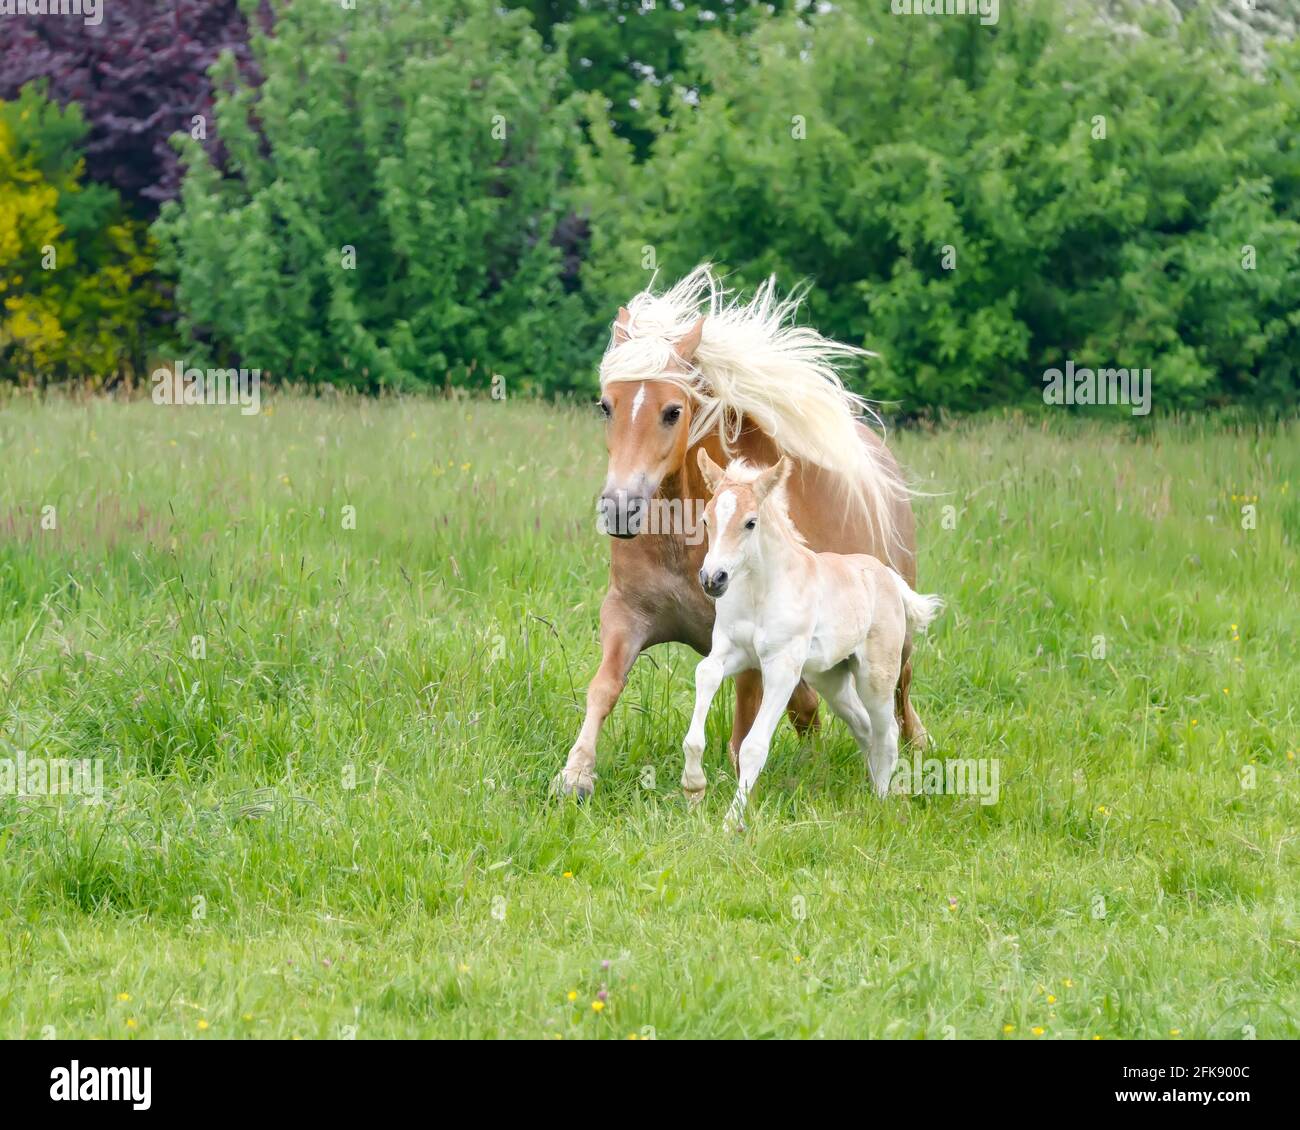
598 490 648 538
699 567 729 598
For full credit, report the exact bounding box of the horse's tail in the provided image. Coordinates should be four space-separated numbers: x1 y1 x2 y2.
890 569 943 635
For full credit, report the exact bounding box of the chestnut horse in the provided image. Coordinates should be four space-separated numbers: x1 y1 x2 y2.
554 266 925 799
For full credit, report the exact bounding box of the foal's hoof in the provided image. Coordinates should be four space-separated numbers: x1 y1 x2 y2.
550 770 595 800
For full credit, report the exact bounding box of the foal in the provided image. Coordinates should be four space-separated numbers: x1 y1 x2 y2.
683 453 943 828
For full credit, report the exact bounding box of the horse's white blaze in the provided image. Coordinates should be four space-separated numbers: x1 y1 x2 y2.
630 382 647 422
683 459 942 827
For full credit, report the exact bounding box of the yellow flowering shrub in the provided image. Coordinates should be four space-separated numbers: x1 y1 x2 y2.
0 89 161 383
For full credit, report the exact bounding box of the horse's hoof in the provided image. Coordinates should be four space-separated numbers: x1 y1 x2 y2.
904 727 930 752
551 771 594 800
682 786 706 806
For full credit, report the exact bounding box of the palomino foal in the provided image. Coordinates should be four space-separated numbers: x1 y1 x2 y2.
684 453 943 828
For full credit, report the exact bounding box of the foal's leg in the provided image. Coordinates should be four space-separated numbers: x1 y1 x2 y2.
806 666 875 763
555 595 644 798
682 643 747 802
859 655 903 798
726 656 803 830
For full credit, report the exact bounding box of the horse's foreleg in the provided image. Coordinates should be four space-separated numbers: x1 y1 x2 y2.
555 597 643 799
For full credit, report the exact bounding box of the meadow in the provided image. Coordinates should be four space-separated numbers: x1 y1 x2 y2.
0 395 1296 1039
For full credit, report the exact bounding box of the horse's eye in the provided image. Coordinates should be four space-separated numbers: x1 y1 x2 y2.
599 398 612 419
662 405 682 425
744 518 757 530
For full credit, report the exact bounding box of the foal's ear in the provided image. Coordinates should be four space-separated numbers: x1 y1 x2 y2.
673 316 705 365
612 306 632 346
697 448 725 493
753 456 792 505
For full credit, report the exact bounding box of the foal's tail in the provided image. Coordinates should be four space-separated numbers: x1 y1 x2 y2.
890 569 944 635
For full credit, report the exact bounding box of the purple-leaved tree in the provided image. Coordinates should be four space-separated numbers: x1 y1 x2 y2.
0 0 266 213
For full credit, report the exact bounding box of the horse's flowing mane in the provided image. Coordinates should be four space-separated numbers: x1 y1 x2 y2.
599 264 909 548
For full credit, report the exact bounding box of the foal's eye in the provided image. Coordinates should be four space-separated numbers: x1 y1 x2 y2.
598 398 612 419
744 518 757 530
662 405 682 425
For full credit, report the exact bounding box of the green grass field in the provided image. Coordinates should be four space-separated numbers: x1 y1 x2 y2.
0 395 1296 1039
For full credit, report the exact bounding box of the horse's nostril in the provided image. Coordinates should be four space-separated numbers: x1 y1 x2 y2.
714 571 728 586
599 491 646 538
699 568 708 587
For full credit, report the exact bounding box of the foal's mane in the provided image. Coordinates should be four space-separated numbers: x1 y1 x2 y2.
599 264 908 548
719 459 807 548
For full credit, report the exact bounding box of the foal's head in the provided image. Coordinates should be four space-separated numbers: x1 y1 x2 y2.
696 452 794 598
596 308 704 538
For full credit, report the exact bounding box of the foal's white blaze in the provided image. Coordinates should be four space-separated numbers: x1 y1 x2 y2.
703 490 737 579
630 382 647 422
714 490 736 533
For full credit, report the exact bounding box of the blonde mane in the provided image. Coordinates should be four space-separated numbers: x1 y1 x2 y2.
599 264 909 548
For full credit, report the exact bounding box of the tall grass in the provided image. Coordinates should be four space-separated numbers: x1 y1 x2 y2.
0 395 1295 1038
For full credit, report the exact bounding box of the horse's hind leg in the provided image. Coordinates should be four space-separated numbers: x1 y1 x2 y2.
730 669 762 775
786 679 820 736
896 647 928 751
732 674 819 775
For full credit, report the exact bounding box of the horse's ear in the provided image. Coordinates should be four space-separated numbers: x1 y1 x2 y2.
674 316 705 364
753 456 791 505
697 448 724 493
612 306 632 346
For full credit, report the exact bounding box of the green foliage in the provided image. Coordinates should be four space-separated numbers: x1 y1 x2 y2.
0 85 161 384
579 1 1300 412
508 0 791 156
155 0 585 392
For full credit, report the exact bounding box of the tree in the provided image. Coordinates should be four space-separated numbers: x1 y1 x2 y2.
0 86 161 383
0 0 262 214
155 0 585 391
579 0 1300 412
509 1 792 157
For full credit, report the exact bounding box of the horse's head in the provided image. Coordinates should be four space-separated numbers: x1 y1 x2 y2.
596 308 704 538
695 452 792 598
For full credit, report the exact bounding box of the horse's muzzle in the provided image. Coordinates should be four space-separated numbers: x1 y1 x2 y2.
699 567 729 598
598 491 648 539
